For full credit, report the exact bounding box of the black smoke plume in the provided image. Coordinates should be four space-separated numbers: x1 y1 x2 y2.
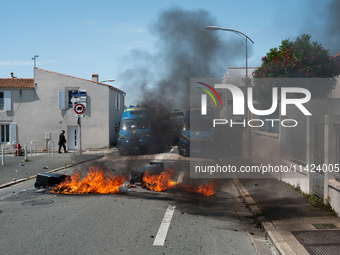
324 0 340 54
299 0 340 55
117 7 246 112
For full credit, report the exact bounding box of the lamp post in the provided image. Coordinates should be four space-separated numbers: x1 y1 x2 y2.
100 79 115 83
205 26 254 78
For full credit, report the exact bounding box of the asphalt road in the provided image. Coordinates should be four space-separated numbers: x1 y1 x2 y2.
0 148 266 255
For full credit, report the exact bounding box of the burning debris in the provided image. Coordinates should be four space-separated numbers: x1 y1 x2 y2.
130 162 165 184
142 168 219 197
142 168 178 191
43 163 218 197
51 166 126 194
35 173 68 189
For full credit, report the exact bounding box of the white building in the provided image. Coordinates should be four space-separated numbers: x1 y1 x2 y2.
0 68 125 152
220 67 257 120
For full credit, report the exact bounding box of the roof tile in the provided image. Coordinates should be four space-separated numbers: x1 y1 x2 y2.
331 53 340 59
0 78 34 88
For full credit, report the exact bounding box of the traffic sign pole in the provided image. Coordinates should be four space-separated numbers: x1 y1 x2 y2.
78 117 81 155
72 91 86 155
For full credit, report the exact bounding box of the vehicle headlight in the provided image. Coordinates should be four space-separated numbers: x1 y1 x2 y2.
180 135 189 143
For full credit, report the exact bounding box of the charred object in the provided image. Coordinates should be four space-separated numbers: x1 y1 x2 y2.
34 173 68 189
130 162 164 185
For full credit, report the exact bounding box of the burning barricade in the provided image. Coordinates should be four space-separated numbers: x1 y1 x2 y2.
50 166 127 194
142 168 219 197
36 163 219 197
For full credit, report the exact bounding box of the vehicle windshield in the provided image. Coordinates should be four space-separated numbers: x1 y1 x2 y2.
183 118 213 131
183 110 214 131
121 119 150 130
175 116 184 123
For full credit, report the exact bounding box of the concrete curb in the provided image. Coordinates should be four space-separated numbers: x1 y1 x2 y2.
0 155 104 190
262 222 296 255
230 177 296 255
231 177 263 217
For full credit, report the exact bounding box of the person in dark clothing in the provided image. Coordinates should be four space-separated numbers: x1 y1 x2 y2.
58 130 68 153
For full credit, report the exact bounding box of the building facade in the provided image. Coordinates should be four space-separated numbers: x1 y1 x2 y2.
0 68 125 152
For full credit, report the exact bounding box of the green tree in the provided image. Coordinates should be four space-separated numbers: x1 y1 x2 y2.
253 34 340 107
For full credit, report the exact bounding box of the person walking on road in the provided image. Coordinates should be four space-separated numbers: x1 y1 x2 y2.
58 130 68 153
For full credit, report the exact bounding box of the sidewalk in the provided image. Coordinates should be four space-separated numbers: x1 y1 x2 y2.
232 168 340 255
0 149 115 188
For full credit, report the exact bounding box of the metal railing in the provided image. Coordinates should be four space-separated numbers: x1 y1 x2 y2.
2 147 4 165
334 123 340 181
314 122 325 173
30 141 36 158
24 145 27 161
48 140 54 158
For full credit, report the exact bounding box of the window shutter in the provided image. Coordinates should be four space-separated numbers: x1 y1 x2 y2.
116 92 118 110
122 94 125 109
10 123 17 143
4 91 11 111
118 93 121 111
58 89 66 109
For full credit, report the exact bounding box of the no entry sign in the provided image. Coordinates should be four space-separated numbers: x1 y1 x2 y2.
74 103 85 114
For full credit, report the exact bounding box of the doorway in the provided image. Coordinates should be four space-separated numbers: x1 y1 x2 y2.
67 126 78 150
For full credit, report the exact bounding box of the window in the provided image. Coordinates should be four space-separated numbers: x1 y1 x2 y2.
0 92 3 110
68 90 77 109
58 88 79 110
0 124 9 143
116 92 121 111
0 91 11 111
66 88 80 109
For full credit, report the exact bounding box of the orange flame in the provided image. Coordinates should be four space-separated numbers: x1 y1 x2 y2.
51 166 126 194
143 168 219 196
142 168 178 191
180 181 219 197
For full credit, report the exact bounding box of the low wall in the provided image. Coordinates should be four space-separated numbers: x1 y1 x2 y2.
250 131 280 167
328 180 340 216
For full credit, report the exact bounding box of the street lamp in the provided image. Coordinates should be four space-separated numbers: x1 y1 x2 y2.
205 26 254 78
100 79 116 83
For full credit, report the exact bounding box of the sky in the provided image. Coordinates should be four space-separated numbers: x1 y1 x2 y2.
1 0 338 105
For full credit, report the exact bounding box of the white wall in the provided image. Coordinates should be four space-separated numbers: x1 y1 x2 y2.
0 68 125 152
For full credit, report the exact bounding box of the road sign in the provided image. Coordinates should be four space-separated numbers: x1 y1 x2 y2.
70 97 80 103
71 89 87 107
72 91 86 98
75 114 84 118
74 103 85 114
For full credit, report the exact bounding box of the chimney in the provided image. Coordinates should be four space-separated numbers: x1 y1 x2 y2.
92 73 99 82
11 72 14 78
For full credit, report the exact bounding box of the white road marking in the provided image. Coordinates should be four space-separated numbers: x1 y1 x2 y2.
153 205 176 246
170 147 176 153
177 171 184 183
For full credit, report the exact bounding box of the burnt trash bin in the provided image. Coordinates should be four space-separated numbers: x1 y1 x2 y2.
34 173 68 189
